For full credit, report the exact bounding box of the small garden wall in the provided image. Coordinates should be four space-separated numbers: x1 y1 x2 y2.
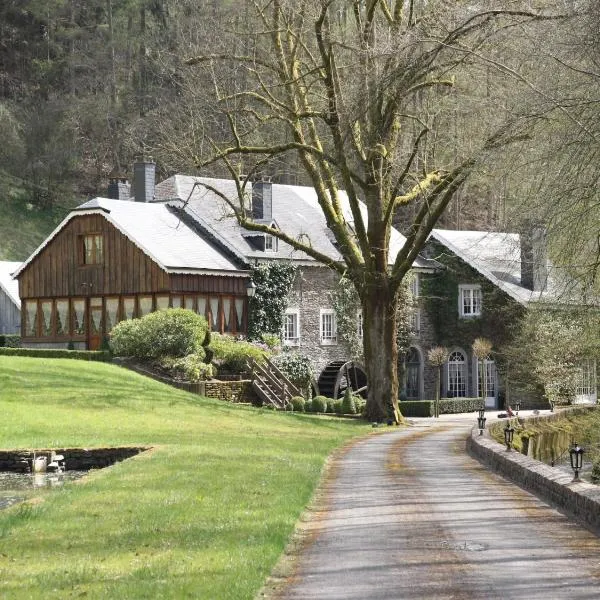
468 411 600 532
117 359 259 404
0 447 147 472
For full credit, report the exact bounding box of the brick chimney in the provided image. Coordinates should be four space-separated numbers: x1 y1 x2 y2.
252 180 272 221
520 224 548 292
133 160 156 203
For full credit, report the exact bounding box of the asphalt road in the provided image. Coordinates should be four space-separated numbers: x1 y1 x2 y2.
272 415 600 599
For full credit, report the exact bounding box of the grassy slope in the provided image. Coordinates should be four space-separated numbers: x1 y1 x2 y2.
0 357 366 599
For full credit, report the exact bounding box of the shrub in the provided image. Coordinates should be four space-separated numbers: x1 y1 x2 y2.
0 347 110 361
0 334 20 348
291 396 305 412
354 396 367 416
326 399 335 414
210 333 269 374
170 354 214 382
312 396 328 414
341 387 357 415
272 352 314 396
592 460 600 484
110 309 208 359
304 399 313 413
333 399 344 415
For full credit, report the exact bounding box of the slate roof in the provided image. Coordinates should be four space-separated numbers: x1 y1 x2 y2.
14 198 245 278
155 175 434 269
429 229 567 305
0 261 21 307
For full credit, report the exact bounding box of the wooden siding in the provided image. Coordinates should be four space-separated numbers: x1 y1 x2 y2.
0 289 19 334
18 214 243 299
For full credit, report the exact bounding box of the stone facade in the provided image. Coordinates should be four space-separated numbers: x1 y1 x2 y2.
284 265 353 376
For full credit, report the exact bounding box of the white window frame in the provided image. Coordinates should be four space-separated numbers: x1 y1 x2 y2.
409 272 420 298
575 359 597 404
282 308 300 346
264 235 277 252
447 350 468 398
458 284 482 318
320 309 337 345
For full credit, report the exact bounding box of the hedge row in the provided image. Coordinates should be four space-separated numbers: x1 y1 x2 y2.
0 347 111 361
400 397 483 417
0 334 20 348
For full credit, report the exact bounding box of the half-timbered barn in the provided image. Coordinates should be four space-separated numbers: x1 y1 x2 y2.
0 261 21 335
14 198 251 349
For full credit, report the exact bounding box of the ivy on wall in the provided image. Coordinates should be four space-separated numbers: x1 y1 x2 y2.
421 240 525 370
247 262 297 341
331 273 415 361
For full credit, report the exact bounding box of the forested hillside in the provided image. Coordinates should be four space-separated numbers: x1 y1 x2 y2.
1 1 599 284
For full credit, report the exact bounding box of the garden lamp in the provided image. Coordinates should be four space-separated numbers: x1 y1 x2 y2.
504 422 514 451
569 442 585 481
477 415 486 436
246 280 256 298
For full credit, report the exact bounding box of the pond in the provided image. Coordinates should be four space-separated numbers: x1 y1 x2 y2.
0 470 87 511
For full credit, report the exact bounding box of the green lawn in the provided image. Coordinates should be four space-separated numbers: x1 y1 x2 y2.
0 357 366 599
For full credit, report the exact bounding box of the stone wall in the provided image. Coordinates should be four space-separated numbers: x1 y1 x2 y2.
467 414 600 531
287 266 352 376
0 447 146 472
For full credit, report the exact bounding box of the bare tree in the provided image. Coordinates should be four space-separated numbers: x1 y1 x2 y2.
182 0 556 422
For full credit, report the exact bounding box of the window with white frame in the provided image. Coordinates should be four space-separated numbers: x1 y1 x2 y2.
576 359 597 400
320 309 337 345
283 309 300 345
447 350 467 397
409 273 420 298
458 284 482 317
265 235 277 252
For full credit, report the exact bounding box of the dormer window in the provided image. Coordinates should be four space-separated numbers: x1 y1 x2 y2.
265 234 277 252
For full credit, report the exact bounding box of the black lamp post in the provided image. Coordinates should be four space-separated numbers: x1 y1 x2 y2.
514 400 521 416
569 442 585 481
504 422 514 451
477 414 486 436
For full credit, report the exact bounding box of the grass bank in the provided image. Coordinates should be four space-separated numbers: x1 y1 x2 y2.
0 356 366 599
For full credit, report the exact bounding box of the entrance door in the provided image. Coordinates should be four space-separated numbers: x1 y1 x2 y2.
478 359 497 408
88 297 103 350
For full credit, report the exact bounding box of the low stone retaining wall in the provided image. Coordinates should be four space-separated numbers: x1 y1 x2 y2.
0 447 147 472
116 360 259 404
467 419 600 531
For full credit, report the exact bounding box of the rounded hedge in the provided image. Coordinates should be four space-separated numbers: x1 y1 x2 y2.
291 396 305 412
312 395 328 414
110 309 209 359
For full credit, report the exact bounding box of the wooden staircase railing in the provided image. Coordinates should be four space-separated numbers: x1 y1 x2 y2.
248 358 301 409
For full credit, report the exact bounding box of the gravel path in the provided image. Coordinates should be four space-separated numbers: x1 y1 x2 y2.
273 417 600 599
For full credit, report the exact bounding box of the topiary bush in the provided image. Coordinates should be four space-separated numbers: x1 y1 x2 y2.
110 309 208 359
304 399 314 413
312 396 328 414
210 333 269 374
326 398 335 414
333 399 344 415
354 396 367 416
291 396 305 412
0 334 20 348
341 387 357 415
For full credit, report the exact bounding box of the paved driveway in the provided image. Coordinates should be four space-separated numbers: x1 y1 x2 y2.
271 415 600 599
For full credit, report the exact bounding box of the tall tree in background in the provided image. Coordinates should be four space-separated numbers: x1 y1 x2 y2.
183 0 554 422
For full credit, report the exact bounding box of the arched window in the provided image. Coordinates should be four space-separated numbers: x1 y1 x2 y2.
447 351 467 397
405 347 421 399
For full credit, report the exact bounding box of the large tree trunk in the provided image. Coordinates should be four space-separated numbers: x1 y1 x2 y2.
362 279 401 423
